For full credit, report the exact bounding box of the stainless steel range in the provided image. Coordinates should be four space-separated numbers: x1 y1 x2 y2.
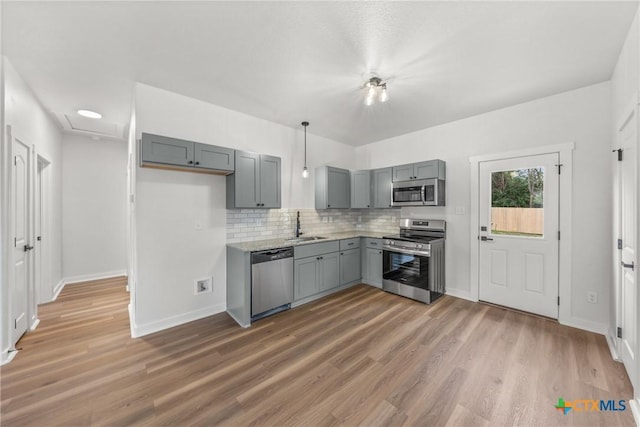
382 218 446 304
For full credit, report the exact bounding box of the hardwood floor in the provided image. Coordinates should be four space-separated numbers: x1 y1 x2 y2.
1 277 634 426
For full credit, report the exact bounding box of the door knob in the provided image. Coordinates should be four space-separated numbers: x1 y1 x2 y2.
622 261 635 271
480 236 494 241
23 245 34 252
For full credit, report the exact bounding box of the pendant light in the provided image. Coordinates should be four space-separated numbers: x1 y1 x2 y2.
301 121 309 178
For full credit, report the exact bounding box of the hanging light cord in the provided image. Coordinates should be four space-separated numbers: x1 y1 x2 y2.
302 121 309 178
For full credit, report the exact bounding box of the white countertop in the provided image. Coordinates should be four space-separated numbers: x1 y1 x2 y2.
226 230 388 252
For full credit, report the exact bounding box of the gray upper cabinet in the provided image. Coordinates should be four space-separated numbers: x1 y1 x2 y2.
140 133 234 173
372 168 393 208
392 160 445 182
315 166 350 209
227 150 281 209
194 143 234 171
259 155 281 208
392 164 414 182
350 170 371 208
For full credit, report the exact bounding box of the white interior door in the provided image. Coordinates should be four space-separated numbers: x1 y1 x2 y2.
479 153 559 318
11 137 31 345
617 105 637 390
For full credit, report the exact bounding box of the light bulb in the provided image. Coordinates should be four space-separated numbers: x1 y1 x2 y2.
302 167 309 178
379 85 388 102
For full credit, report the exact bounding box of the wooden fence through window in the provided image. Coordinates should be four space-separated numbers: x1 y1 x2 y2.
491 207 543 235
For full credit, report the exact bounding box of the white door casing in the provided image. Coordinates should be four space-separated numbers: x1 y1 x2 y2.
478 153 560 318
11 137 30 345
616 102 638 390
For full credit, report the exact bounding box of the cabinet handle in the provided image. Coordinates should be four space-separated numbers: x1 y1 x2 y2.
327 204 331 208
188 160 193 164
195 161 200 165
371 242 378 246
317 257 320 260
348 242 354 246
341 252 344 255
379 251 382 254
367 205 370 208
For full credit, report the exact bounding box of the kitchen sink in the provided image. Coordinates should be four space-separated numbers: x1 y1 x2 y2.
284 236 327 243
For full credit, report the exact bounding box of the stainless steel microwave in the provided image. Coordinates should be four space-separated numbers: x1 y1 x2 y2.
392 179 445 206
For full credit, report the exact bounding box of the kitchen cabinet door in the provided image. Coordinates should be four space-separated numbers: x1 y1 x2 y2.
327 167 350 208
194 143 234 172
372 168 393 208
340 248 361 285
294 257 320 300
350 170 371 208
141 133 194 167
414 160 445 180
365 247 383 288
232 151 260 208
259 155 281 208
315 166 350 209
392 164 414 182
320 252 340 292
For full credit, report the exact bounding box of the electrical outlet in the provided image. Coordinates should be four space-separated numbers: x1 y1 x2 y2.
195 277 212 294
587 291 597 304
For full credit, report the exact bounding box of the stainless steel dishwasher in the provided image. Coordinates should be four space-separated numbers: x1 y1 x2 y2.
251 247 294 321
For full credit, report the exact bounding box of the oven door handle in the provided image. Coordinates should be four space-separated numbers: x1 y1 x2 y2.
383 246 430 257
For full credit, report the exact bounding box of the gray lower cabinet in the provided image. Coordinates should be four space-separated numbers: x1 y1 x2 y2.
340 248 361 285
350 170 371 208
227 150 281 209
362 238 383 288
294 252 340 300
372 168 393 208
140 133 234 173
315 166 350 209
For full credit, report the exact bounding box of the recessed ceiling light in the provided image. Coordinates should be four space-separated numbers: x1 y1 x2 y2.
77 109 102 119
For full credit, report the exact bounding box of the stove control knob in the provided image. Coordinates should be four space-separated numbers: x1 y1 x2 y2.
385 240 393 245
416 244 423 249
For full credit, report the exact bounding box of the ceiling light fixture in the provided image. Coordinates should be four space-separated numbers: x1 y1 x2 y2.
363 77 388 106
301 121 309 179
77 109 102 119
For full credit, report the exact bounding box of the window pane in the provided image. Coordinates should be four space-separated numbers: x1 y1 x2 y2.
491 168 544 237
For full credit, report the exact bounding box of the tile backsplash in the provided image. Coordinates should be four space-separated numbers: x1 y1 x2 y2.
226 208 401 243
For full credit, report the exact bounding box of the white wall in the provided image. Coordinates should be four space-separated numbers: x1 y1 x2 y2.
355 82 613 331
132 83 356 335
2 57 63 362
62 134 127 282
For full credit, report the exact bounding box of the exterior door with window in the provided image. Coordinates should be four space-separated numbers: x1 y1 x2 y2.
479 153 559 318
616 104 637 390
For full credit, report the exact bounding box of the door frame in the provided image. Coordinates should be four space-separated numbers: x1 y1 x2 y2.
35 155 51 305
470 142 574 325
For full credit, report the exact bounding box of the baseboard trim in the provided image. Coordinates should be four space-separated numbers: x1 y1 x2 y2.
445 288 476 302
629 399 640 426
559 317 608 335
1 348 18 366
606 331 621 362
29 318 40 332
64 270 127 285
131 303 226 338
52 279 65 301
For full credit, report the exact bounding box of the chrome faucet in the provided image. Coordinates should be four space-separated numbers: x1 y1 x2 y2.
295 211 303 238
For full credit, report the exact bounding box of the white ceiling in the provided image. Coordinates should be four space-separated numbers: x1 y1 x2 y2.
3 1 638 145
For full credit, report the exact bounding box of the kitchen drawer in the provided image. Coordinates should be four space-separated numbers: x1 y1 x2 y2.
294 241 340 259
364 238 383 249
339 238 360 250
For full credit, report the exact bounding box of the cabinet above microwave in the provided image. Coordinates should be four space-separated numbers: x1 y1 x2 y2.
392 160 445 182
